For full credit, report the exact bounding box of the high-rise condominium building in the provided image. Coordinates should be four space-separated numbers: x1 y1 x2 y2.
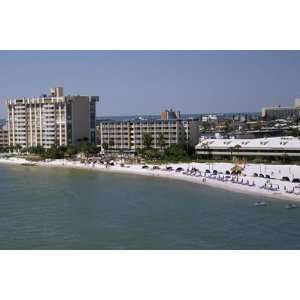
6 87 99 148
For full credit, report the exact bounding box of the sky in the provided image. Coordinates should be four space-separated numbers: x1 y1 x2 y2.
0 50 300 117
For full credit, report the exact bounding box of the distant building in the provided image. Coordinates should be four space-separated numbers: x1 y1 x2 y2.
261 106 299 120
201 114 218 122
6 87 99 148
261 97 300 120
295 97 300 108
196 136 300 161
160 109 181 120
230 129 286 139
97 111 199 151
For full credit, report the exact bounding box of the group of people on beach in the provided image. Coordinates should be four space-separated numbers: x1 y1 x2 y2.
137 164 300 197
39 158 300 198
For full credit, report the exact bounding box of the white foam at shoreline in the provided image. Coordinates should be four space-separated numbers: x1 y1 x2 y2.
1 157 299 202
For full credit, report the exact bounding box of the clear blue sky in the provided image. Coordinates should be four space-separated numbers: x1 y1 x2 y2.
1 50 300 117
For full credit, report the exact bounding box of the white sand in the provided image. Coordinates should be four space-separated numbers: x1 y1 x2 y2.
1 157 300 202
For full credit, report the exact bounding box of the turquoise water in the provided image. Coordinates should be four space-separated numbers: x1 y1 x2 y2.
0 163 299 249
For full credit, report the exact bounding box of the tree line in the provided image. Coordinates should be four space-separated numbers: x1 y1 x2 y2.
137 132 194 162
0 142 98 159
0 132 195 162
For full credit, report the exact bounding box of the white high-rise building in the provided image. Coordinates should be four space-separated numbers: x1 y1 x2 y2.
6 87 99 148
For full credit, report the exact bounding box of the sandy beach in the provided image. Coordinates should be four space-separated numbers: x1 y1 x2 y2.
1 157 300 202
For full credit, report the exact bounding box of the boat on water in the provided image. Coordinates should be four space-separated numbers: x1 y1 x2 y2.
285 204 298 209
254 201 267 207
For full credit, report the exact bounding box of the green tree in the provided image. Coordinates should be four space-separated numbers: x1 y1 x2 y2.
202 144 212 159
109 138 115 149
9 145 15 153
66 145 78 157
223 120 232 133
157 133 166 151
142 132 153 150
229 146 234 161
15 144 22 153
34 145 45 155
200 123 210 133
79 142 90 158
102 142 109 151
58 145 67 153
20 147 28 154
45 144 64 159
88 144 99 156
233 144 241 159
79 142 98 158
163 144 189 162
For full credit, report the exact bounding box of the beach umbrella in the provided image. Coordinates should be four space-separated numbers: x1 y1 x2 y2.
231 164 243 175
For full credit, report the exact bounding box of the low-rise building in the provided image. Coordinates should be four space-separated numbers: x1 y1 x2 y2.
261 97 300 120
201 114 218 122
261 106 299 120
97 113 199 151
195 136 300 161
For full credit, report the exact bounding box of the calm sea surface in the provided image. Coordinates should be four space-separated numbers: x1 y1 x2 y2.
0 163 299 249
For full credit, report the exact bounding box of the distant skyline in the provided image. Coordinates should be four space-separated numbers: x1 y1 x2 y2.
1 50 300 118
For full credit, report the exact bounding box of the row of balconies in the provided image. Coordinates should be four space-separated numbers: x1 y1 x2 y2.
100 121 179 126
9 117 66 122
101 128 177 132
10 110 66 115
101 132 178 137
101 125 178 129
101 130 178 134
101 138 179 143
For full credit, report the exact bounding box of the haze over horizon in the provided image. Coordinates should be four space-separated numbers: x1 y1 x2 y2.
1 50 300 118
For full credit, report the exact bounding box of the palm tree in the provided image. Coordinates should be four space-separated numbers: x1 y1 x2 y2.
35 145 45 155
201 143 211 160
233 144 241 160
223 120 231 133
282 150 288 163
157 133 166 151
142 132 153 150
15 144 22 154
66 145 78 158
102 142 109 151
109 138 115 149
9 145 15 153
229 146 234 161
79 142 90 159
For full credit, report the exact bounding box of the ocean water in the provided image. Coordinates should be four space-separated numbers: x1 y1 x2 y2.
0 163 299 250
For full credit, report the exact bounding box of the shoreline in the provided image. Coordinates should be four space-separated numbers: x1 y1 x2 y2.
1 157 300 202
